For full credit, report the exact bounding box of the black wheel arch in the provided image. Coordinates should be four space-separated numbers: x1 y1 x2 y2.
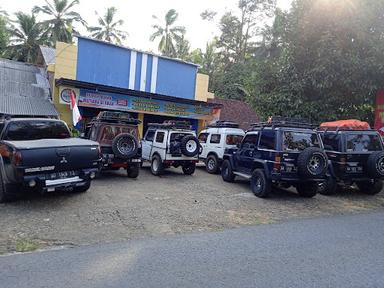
252 160 270 178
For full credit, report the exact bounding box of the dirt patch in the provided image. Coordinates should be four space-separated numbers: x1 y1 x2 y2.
0 165 383 253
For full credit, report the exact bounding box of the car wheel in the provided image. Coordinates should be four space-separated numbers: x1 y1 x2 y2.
251 169 271 198
180 135 200 157
206 154 219 174
127 163 140 178
112 133 139 159
367 152 384 178
151 155 164 176
73 181 91 193
318 176 337 196
182 162 196 175
0 170 13 203
296 182 318 198
221 160 235 182
356 180 383 195
297 147 327 178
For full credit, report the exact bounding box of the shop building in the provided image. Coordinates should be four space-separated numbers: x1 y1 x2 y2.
43 37 221 137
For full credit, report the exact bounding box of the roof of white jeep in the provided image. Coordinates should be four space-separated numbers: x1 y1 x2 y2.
200 127 245 135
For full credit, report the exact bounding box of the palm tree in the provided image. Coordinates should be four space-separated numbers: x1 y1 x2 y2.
5 12 46 63
150 9 185 57
32 0 85 45
88 7 128 45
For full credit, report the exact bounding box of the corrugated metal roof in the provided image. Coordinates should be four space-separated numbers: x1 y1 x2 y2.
0 58 58 117
39 46 56 65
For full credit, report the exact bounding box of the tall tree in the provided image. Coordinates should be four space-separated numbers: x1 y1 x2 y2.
88 7 128 45
0 9 9 55
174 35 190 60
5 12 46 63
250 0 384 123
150 9 185 57
32 0 85 45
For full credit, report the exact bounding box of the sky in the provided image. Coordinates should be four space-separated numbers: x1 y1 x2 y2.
0 0 293 52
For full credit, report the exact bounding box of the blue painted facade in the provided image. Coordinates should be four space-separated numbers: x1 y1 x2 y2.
76 37 198 100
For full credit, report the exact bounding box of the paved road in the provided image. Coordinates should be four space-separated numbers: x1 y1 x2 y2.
1 212 384 288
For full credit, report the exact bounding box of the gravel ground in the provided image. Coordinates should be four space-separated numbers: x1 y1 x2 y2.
1 164 384 253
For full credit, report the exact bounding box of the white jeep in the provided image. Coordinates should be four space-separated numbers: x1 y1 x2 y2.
141 121 200 176
199 121 245 174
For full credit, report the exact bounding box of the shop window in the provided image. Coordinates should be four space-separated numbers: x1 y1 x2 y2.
198 133 209 143
156 132 165 143
210 134 221 144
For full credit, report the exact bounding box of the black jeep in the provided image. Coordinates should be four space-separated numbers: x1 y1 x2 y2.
84 111 141 178
221 118 328 198
318 127 384 195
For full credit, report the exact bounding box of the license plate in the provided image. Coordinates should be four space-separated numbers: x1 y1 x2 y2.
48 171 77 180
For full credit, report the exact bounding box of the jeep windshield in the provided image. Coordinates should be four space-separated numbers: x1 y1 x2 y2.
99 125 138 146
346 133 382 152
283 131 320 151
3 120 71 140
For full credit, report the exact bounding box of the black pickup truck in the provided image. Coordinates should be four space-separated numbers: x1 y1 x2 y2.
0 118 101 202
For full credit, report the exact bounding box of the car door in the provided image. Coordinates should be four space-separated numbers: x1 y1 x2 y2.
198 132 209 158
141 130 155 160
235 133 259 174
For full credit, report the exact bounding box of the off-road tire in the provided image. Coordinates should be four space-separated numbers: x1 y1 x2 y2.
73 181 91 193
112 133 139 159
367 151 384 178
297 147 327 178
296 182 318 198
356 180 383 195
318 176 337 196
151 154 164 176
251 169 271 198
127 163 140 178
182 162 196 175
180 135 199 157
206 154 219 174
221 160 235 182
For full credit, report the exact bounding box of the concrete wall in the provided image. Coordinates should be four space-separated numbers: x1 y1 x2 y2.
195 73 214 102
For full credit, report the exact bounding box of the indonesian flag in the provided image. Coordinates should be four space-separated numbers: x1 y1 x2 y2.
70 91 82 126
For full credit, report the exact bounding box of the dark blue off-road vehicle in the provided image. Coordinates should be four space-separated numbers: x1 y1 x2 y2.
318 126 384 195
221 118 328 198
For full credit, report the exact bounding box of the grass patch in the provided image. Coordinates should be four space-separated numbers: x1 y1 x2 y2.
15 239 40 253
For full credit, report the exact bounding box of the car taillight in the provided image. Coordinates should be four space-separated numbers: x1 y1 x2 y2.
274 154 281 172
11 151 22 166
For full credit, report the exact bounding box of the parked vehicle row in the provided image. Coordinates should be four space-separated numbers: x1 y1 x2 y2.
0 113 382 202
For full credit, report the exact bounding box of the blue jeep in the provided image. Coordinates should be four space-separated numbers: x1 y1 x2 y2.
221 118 328 198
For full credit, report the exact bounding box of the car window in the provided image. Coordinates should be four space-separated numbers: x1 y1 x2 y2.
226 135 244 145
145 130 155 142
198 133 208 143
4 121 71 140
283 131 320 151
99 125 138 145
210 134 221 144
156 132 165 143
241 134 259 149
170 132 192 141
346 133 382 152
259 130 275 150
322 133 340 151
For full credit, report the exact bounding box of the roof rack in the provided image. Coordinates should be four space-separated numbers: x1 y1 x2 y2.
207 121 240 129
89 111 141 125
148 120 192 130
250 116 316 130
318 126 372 133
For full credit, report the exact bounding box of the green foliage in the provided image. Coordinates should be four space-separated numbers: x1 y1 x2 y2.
32 0 86 45
0 15 9 55
150 9 186 57
250 0 384 123
5 12 47 63
88 7 128 45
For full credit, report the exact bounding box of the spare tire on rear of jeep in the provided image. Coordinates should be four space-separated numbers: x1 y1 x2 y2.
367 151 384 178
112 133 139 159
297 147 327 178
180 135 199 157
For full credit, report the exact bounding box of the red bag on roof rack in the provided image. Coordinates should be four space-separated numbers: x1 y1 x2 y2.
320 119 370 130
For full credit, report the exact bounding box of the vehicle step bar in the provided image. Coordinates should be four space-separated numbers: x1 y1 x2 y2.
234 172 252 179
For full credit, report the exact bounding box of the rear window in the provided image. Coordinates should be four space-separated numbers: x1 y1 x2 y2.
170 132 193 142
4 121 71 141
226 135 244 145
346 133 382 152
100 125 138 145
283 131 320 151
